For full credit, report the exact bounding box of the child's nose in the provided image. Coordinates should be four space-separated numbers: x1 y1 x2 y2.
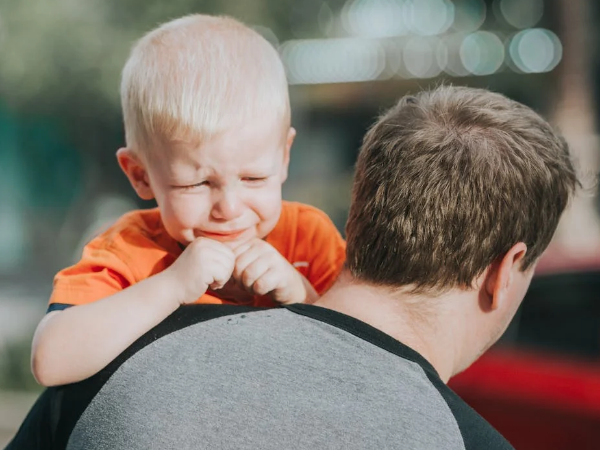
210 189 242 221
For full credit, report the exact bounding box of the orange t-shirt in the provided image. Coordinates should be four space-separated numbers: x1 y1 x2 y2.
49 201 346 309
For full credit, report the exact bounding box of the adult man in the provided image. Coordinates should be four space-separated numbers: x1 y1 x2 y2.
6 86 578 449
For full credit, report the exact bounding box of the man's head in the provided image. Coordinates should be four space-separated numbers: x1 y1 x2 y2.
117 15 294 246
345 85 578 372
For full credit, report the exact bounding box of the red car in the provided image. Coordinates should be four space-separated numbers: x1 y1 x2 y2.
450 263 600 449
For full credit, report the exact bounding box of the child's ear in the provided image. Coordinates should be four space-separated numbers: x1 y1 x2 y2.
116 148 155 200
281 127 296 183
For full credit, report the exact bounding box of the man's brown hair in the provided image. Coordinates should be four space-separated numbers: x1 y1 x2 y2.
346 85 579 292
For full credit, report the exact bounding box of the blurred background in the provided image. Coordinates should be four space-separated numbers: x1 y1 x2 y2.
1 0 600 448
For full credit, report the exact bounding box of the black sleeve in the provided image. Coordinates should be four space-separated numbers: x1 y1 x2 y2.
3 388 58 450
427 376 515 450
46 304 73 313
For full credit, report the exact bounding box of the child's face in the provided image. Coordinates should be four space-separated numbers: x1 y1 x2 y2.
120 117 295 247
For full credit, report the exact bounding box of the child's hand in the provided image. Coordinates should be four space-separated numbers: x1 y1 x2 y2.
232 239 310 304
165 238 235 305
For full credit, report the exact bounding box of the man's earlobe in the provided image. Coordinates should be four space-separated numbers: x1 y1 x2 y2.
116 148 155 200
486 243 528 311
484 263 499 308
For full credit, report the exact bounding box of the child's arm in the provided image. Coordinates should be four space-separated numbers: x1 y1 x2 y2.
32 272 181 386
32 238 234 387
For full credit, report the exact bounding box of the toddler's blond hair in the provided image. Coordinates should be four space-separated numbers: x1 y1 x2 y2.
121 14 290 155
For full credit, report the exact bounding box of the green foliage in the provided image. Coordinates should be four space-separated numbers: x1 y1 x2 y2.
0 339 41 392
0 0 343 112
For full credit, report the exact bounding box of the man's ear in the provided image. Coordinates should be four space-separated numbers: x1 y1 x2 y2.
484 242 528 311
116 148 155 200
280 127 296 183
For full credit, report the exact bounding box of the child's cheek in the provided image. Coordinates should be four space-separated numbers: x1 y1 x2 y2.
168 195 209 228
249 185 283 220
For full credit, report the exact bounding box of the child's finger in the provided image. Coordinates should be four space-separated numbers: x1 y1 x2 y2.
229 240 254 257
207 254 235 290
207 240 236 260
208 272 230 290
240 258 271 292
252 268 279 297
233 246 264 280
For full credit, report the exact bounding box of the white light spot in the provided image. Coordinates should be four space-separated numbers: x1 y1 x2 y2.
443 33 471 76
509 28 562 73
402 37 442 78
406 0 454 36
435 38 449 73
497 0 544 29
280 38 386 85
342 0 409 38
452 0 486 33
460 31 505 75
318 2 335 37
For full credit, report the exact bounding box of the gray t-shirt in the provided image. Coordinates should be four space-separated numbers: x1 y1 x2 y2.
6 304 514 449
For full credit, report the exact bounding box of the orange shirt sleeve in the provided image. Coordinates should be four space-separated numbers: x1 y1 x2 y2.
49 238 137 307
269 202 346 296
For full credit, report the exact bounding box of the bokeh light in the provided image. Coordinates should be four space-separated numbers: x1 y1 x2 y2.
341 0 455 38
435 39 450 73
280 38 385 84
509 28 562 73
407 0 455 36
451 0 486 33
460 31 505 75
497 0 544 29
341 0 409 38
401 36 443 78
317 2 335 37
443 33 471 76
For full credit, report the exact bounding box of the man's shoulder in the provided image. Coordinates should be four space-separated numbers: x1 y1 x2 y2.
427 375 515 450
286 304 514 449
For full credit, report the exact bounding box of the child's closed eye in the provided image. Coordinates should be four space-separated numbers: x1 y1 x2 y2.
172 181 210 190
242 177 268 184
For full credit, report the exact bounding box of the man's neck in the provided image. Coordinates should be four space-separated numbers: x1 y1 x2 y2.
313 274 467 383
